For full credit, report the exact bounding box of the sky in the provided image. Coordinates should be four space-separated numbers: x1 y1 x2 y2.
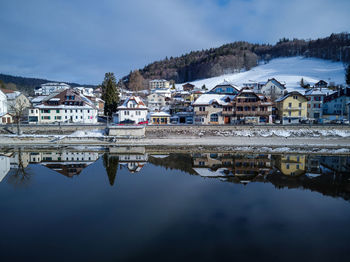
0 0 349 85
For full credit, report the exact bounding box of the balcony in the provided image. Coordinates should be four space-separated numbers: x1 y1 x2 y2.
235 110 272 116
222 111 234 116
286 107 305 111
195 111 208 116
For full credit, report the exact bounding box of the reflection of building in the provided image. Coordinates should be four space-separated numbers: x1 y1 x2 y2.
192 153 272 181
320 156 350 174
0 155 10 182
274 154 306 176
233 155 272 182
118 154 148 173
30 151 100 177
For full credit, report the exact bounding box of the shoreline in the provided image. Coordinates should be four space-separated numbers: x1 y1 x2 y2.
1 135 350 154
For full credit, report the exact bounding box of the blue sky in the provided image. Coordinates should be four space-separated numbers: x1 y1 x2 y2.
0 0 349 84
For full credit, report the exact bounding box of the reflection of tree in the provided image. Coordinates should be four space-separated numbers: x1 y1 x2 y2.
103 153 119 186
7 148 31 187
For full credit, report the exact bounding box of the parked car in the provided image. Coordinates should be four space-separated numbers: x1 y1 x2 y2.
138 120 148 125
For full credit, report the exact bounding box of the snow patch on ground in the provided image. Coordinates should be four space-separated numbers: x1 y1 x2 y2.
67 130 106 137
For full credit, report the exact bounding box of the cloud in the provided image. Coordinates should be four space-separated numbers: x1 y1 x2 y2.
0 0 349 84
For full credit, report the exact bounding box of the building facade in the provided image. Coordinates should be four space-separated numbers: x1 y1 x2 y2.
35 82 70 96
149 79 170 90
304 88 330 120
276 91 307 124
260 78 286 100
28 89 98 124
113 96 148 124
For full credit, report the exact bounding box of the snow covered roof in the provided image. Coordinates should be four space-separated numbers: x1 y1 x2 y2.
275 91 306 102
304 88 333 96
31 96 46 103
118 96 147 109
193 94 235 106
193 168 231 177
150 112 171 117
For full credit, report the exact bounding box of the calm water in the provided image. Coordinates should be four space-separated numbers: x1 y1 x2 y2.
1 147 350 262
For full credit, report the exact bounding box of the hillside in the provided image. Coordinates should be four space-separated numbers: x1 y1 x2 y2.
0 74 95 95
175 57 346 92
123 32 350 87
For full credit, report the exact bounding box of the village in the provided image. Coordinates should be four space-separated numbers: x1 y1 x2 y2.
0 77 350 129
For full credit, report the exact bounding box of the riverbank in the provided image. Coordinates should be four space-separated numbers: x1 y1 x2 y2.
1 125 350 154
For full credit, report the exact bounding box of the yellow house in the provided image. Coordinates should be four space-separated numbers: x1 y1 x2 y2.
275 154 306 176
276 91 307 124
150 112 170 125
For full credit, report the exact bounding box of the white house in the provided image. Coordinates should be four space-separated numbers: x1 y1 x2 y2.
35 82 70 96
28 88 98 124
0 89 7 115
0 155 10 183
113 96 148 124
260 78 286 100
149 79 170 90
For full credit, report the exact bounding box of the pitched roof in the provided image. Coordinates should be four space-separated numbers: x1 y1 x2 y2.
118 96 147 109
275 91 306 102
193 94 235 106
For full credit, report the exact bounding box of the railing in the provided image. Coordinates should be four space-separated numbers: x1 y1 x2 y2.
235 111 272 116
286 107 305 110
222 111 234 116
195 111 208 116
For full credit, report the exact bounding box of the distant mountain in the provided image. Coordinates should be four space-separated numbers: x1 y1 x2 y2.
0 74 96 96
123 32 350 86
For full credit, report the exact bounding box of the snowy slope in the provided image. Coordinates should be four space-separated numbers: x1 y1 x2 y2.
176 57 346 92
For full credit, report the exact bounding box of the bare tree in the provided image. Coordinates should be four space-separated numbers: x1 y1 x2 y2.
8 98 29 135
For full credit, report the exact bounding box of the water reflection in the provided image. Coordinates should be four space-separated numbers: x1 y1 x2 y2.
1 147 350 199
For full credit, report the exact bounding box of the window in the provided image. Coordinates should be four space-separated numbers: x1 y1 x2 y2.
210 114 218 122
199 106 205 111
288 103 292 108
56 110 60 113
299 103 301 108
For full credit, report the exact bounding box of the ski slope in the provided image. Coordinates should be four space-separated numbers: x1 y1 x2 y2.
176 57 346 92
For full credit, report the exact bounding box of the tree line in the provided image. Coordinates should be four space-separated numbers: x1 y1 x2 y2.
122 32 350 89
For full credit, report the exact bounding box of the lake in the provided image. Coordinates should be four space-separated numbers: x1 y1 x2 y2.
0 147 350 262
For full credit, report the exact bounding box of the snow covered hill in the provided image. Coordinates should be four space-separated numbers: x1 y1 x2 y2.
176 57 346 92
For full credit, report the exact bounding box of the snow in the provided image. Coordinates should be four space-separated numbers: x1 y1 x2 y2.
176 57 346 92
193 94 235 105
193 167 231 177
67 130 105 137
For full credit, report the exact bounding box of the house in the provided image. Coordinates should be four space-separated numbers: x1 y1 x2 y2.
315 80 328 88
231 88 273 124
0 89 7 115
28 88 98 124
86 96 105 116
193 94 235 124
182 83 195 92
149 79 170 90
35 82 70 96
323 87 350 119
1 89 31 117
113 96 148 124
147 92 171 111
260 78 286 100
276 91 307 124
0 155 11 183
150 112 171 125
0 112 13 124
304 88 330 120
274 155 306 176
208 80 240 95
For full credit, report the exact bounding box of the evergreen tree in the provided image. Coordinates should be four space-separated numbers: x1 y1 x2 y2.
101 72 119 117
346 64 350 86
300 78 305 88
103 153 119 186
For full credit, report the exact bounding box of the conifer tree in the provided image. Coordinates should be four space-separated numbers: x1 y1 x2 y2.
346 64 350 86
101 72 119 117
